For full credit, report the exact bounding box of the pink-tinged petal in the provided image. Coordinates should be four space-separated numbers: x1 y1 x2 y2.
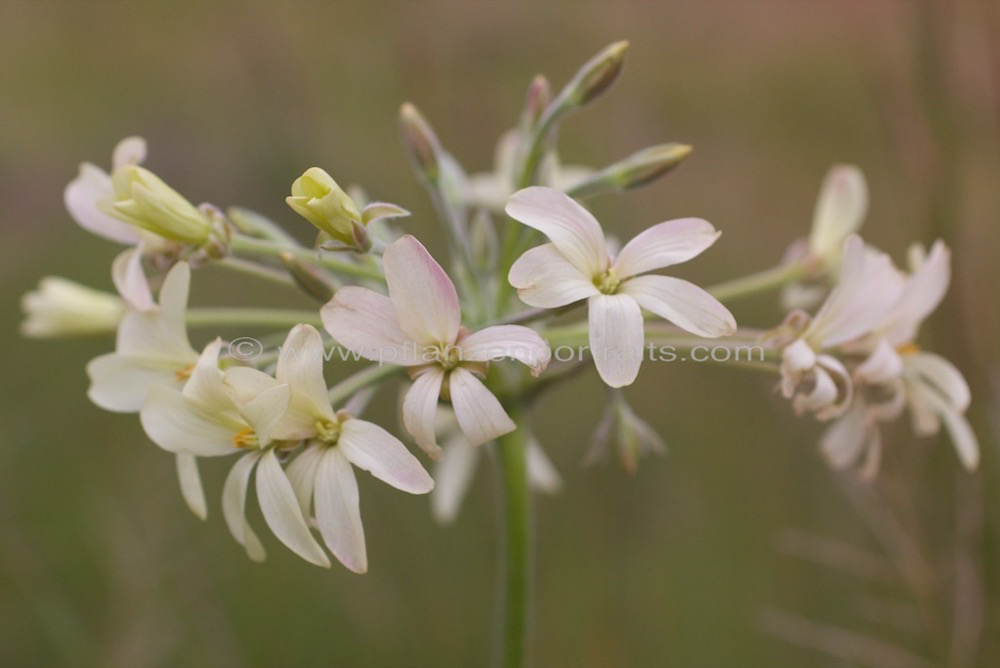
86 353 180 413
808 165 868 260
222 452 266 562
508 244 599 308
256 449 331 567
588 294 644 388
321 286 423 366
315 448 367 573
276 324 337 425
431 435 479 524
112 248 154 311
140 384 242 457
883 241 950 345
905 352 970 412
449 367 516 446
622 275 736 338
505 187 609 274
819 403 870 469
241 385 292 446
612 218 721 278
111 136 147 169
383 235 461 345
402 368 446 459
339 419 434 494
459 325 551 377
855 339 904 386
64 163 141 245
176 453 207 520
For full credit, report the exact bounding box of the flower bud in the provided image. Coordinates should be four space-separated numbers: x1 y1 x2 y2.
21 277 125 338
286 167 364 248
567 143 692 198
586 391 666 474
520 75 551 131
104 165 213 245
279 252 336 302
559 40 629 110
398 103 442 182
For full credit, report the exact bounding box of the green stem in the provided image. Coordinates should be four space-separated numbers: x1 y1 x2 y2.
706 261 805 303
229 235 385 282
493 405 532 668
185 308 322 329
327 364 403 406
214 257 296 287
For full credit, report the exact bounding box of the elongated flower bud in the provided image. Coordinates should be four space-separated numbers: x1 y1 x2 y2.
21 277 125 338
279 252 336 302
567 143 692 198
398 103 442 182
104 165 213 245
558 40 629 110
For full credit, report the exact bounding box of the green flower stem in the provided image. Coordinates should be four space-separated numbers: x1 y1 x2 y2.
706 261 806 303
327 364 403 406
493 404 532 668
185 308 322 329
214 257 296 287
229 234 385 283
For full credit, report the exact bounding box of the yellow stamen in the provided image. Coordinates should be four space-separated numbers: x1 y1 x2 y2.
897 342 921 356
232 427 259 448
174 364 195 381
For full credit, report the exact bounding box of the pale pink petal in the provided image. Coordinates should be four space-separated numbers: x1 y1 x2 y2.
431 435 479 524
276 324 338 424
908 381 979 469
321 286 423 365
449 367 516 446
505 186 609 274
256 449 331 567
819 403 870 469
315 448 367 573
905 352 970 411
222 452 266 561
64 163 141 245
587 294 644 388
402 368 446 459
808 165 868 260
622 275 736 337
458 325 551 376
612 218 721 278
383 235 461 345
112 247 154 311
883 241 950 345
855 339 904 386
339 419 434 494
508 244 599 308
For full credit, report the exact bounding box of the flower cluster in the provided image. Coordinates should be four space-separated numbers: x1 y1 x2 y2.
20 43 977 579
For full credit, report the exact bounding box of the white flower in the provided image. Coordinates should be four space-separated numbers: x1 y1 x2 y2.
323 235 551 458
139 338 335 566
505 186 736 388
86 262 198 413
227 324 434 573
20 277 125 338
781 165 868 310
430 409 560 524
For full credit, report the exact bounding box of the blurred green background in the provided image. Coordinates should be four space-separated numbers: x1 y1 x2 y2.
2 2 999 666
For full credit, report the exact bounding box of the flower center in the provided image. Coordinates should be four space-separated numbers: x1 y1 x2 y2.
175 363 195 381
232 427 259 449
315 419 341 445
593 268 621 295
433 344 463 371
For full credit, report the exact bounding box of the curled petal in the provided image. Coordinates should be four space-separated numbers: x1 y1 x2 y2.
339 419 434 494
508 244 598 308
383 235 461 345
256 449 330 567
905 352 970 412
402 368 446 458
315 448 367 573
506 187 608 274
622 275 736 338
459 325 551 376
449 367 516 447
587 294 645 388
613 218 721 279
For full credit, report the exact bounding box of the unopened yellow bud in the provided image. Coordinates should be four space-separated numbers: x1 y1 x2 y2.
105 165 213 245
286 167 363 246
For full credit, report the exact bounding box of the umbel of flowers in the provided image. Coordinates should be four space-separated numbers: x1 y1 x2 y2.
21 41 978 668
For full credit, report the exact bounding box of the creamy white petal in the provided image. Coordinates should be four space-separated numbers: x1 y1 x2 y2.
157 262 191 326
256 449 330 567
339 419 434 494
622 275 736 338
181 339 231 409
508 244 599 308
222 451 266 562
505 187 608 275
613 218 721 279
140 384 242 457
224 367 281 405
315 448 367 573
587 294 645 388
458 325 551 377
112 248 154 312
819 403 870 469
383 235 461 345
285 442 324 517
402 368 445 459
431 435 479 524
87 353 180 413
176 453 207 520
64 163 142 245
241 385 292 446
905 352 970 411
780 339 818 398
276 324 337 423
321 286 423 365
449 367 516 447
809 165 868 261
115 262 195 362
855 339 904 386
907 380 979 469
112 136 147 169
792 367 839 416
